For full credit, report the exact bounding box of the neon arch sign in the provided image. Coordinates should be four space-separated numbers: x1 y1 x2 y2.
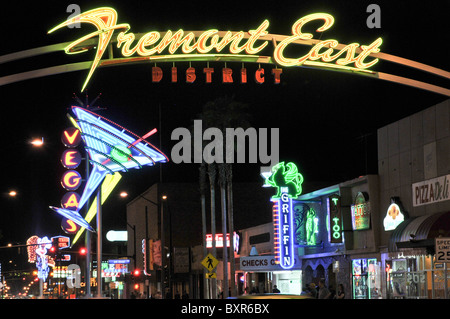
1 7 448 96
47 7 384 92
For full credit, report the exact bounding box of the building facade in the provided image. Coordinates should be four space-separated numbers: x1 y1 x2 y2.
125 182 274 298
236 222 303 295
235 99 450 299
378 98 450 299
126 182 204 298
235 175 380 299
125 99 450 299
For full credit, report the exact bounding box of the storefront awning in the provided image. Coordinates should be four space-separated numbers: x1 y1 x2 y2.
389 211 450 253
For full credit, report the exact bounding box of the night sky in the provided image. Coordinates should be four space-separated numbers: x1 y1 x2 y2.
0 0 448 245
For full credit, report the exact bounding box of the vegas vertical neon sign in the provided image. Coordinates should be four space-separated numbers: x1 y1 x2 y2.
264 162 303 269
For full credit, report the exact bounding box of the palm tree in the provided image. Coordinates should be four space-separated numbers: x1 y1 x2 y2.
218 162 228 298
199 161 208 298
199 96 250 298
226 163 237 297
190 118 217 298
207 162 217 297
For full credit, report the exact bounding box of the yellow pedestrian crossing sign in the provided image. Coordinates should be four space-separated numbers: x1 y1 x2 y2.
206 272 216 279
201 253 219 271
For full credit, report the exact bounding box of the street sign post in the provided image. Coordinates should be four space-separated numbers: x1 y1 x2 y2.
201 253 219 272
201 253 219 297
435 237 450 263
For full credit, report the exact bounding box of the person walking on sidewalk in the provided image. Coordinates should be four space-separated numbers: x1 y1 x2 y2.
318 278 331 299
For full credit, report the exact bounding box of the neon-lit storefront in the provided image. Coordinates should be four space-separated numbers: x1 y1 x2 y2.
379 100 450 299
101 259 130 299
384 211 450 299
352 258 381 299
237 223 303 295
294 175 381 299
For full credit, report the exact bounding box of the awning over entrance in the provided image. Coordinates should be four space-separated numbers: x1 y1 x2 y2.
389 211 450 254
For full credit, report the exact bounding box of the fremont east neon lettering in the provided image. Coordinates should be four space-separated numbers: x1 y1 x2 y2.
151 66 281 84
48 7 381 91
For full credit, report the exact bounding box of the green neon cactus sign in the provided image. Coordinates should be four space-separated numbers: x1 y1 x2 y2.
264 161 304 198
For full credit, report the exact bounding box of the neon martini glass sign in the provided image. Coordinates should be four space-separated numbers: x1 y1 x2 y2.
264 162 304 269
50 106 168 231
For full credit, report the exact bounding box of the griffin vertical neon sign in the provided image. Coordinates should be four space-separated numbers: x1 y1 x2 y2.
264 162 303 269
276 190 295 268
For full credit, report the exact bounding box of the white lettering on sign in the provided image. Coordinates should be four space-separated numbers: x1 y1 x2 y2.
240 256 298 271
275 192 294 269
435 237 450 263
413 174 450 207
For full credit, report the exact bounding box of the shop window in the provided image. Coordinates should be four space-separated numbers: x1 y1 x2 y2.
352 258 381 299
273 271 302 295
293 204 319 246
386 255 450 299
386 257 429 299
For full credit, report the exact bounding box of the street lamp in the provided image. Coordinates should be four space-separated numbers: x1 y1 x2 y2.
121 191 168 299
30 137 44 147
160 194 169 299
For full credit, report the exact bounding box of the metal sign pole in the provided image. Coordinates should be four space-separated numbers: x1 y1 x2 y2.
96 187 102 297
84 151 91 298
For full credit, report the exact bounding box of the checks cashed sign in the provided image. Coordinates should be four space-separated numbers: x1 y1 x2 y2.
240 255 300 271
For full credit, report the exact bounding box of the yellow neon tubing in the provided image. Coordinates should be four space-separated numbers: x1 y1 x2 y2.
72 172 122 245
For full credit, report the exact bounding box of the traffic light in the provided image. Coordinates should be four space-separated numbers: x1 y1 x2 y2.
48 245 58 256
133 269 141 277
79 247 87 255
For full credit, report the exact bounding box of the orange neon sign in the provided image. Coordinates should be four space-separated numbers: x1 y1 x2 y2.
61 192 80 210
61 149 82 169
61 170 82 191
48 7 382 91
62 218 80 234
61 127 81 147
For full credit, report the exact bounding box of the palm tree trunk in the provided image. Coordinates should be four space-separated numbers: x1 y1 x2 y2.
199 161 208 299
219 163 228 299
226 163 237 297
208 163 217 298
